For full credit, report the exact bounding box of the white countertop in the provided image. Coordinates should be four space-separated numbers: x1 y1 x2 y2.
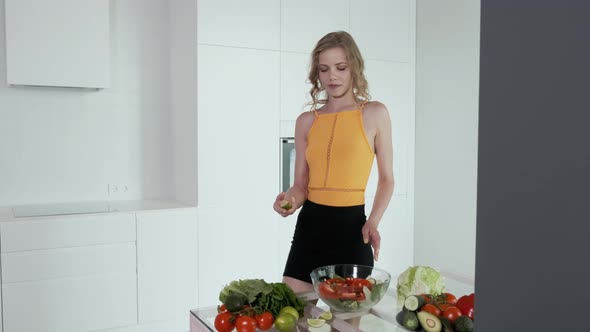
0 199 195 222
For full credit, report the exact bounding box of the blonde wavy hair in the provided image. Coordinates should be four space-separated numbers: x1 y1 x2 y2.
307 31 371 111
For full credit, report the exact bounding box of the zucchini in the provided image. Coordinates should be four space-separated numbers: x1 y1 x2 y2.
404 295 426 311
402 310 420 331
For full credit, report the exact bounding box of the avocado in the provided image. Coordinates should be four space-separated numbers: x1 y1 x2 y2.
453 316 474 332
417 311 442 332
439 316 455 332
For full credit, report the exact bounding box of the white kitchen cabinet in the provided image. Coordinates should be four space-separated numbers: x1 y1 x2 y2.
197 0 280 50
280 52 310 126
281 0 349 54
0 213 137 332
0 200 197 332
4 0 110 88
136 207 198 325
363 60 412 197
350 0 412 62
196 44 281 307
197 45 280 208
197 207 281 307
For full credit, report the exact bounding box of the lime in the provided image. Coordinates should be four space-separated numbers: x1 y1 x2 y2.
279 305 300 320
279 199 292 210
319 310 333 320
274 313 297 332
307 318 326 328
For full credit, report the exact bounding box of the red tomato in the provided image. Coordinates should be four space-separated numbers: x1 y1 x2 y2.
345 277 373 289
441 306 462 323
319 281 340 299
235 316 257 332
327 278 345 285
437 303 452 311
255 311 274 331
420 303 441 316
339 291 366 301
214 312 235 332
217 304 227 313
420 293 434 304
442 292 457 305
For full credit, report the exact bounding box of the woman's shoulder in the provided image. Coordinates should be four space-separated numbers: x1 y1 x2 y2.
295 110 316 129
363 101 390 120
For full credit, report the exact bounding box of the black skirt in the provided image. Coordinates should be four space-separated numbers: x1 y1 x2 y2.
283 200 374 283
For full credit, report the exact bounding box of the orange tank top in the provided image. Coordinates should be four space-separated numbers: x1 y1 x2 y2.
306 108 375 206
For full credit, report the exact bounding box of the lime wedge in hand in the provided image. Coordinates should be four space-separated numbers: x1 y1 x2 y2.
279 199 292 210
307 318 326 328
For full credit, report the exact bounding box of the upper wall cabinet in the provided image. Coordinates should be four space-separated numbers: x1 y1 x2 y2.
281 0 349 54
4 0 110 88
351 0 412 62
197 0 280 50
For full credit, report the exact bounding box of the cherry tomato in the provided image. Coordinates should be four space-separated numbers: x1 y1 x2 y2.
217 304 227 313
345 277 373 290
214 312 235 332
255 311 275 331
339 291 366 301
440 292 457 305
420 303 441 316
319 281 340 299
420 293 434 304
235 315 257 332
441 306 462 323
327 278 345 285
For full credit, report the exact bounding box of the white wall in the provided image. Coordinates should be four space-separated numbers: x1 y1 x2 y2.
0 0 176 205
414 0 480 280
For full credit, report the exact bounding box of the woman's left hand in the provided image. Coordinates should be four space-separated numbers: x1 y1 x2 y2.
362 222 381 261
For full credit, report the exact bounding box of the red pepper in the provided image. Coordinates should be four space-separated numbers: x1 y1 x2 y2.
456 293 475 319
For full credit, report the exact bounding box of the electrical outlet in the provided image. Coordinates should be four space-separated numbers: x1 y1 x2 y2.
108 184 129 198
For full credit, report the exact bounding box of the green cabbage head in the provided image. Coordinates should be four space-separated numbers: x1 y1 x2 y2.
396 266 446 307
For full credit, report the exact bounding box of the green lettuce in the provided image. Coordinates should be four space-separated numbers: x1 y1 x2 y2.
396 266 446 307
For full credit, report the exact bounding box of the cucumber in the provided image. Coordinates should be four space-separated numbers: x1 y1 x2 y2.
404 295 426 311
453 316 473 332
396 309 405 326
402 310 420 331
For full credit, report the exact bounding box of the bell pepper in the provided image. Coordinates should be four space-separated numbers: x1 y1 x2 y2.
456 293 475 319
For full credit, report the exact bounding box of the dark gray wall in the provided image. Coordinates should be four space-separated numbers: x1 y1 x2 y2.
476 1 590 331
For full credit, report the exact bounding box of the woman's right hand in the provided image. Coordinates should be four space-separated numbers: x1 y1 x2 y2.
273 192 296 217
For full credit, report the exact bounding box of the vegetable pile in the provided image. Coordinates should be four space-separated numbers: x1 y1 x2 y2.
396 292 475 332
214 279 307 332
396 266 446 308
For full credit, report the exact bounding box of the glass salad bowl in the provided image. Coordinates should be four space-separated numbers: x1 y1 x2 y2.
310 264 392 312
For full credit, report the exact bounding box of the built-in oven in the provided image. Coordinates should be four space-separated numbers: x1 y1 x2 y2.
280 137 296 192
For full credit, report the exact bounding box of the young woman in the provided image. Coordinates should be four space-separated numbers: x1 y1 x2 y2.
273 31 394 293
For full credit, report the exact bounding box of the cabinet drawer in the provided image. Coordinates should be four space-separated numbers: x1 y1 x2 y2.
0 212 135 252
2 272 137 332
1 243 136 283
